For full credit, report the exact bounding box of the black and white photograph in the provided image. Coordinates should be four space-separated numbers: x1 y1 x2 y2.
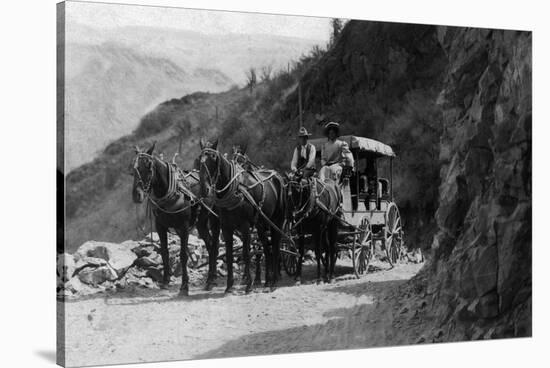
53 1 534 366
3 0 546 367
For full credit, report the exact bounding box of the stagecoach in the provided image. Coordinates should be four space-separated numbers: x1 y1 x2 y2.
280 135 404 278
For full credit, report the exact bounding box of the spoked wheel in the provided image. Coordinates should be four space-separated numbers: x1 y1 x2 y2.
280 221 299 277
352 217 373 278
385 202 403 267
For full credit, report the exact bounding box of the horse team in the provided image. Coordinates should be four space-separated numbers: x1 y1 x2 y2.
132 139 342 297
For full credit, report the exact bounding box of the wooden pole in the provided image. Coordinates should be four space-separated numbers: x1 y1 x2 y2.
298 81 303 128
390 157 393 201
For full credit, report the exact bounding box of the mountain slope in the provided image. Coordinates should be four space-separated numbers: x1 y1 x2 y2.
64 42 234 171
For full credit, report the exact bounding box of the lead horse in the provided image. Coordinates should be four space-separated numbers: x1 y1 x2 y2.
132 142 220 296
198 139 286 293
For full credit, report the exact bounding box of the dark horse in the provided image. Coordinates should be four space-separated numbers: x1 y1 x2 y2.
132 142 220 296
198 139 286 293
286 173 341 283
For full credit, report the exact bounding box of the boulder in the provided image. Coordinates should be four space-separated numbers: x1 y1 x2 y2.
57 253 75 283
63 277 95 296
135 253 162 268
78 265 118 286
74 241 137 275
75 241 110 261
144 232 159 243
145 267 164 283
74 256 108 271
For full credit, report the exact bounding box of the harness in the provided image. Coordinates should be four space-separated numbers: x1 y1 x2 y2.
134 153 216 216
287 177 341 230
200 147 292 244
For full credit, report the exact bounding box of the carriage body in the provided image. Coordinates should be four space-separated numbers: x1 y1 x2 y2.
283 135 404 276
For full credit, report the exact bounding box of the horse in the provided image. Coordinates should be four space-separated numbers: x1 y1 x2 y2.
198 139 286 293
132 142 221 296
285 172 342 283
231 144 259 171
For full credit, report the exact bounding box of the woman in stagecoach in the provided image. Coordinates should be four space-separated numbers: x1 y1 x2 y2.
319 122 354 182
290 127 316 178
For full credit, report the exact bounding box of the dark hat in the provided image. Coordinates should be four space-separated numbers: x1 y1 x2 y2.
297 127 312 137
323 122 340 137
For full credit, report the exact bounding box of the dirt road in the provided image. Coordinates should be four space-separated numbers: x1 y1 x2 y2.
61 261 424 367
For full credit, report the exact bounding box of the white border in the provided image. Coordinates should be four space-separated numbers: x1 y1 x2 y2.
1 0 548 367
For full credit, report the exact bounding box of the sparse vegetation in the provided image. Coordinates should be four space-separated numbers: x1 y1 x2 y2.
245 67 257 92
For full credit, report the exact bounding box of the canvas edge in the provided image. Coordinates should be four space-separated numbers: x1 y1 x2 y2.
56 1 66 367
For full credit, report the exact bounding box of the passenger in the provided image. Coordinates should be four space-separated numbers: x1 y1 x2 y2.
319 122 354 182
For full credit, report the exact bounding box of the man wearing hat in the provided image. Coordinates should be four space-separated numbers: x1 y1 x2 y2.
290 127 316 178
319 122 354 182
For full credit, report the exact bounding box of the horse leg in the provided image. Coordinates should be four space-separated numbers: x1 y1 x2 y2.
313 230 322 284
270 222 282 291
323 230 331 283
257 226 271 288
222 225 235 294
295 231 305 285
156 222 171 288
209 214 221 288
239 224 253 293
197 211 217 291
176 226 190 296
328 221 338 283
253 242 262 287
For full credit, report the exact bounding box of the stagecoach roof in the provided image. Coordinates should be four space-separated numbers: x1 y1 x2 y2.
308 135 396 157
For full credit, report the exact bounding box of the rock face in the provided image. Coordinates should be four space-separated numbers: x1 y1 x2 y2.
425 28 531 339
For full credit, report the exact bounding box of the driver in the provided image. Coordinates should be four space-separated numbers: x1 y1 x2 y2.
290 127 316 178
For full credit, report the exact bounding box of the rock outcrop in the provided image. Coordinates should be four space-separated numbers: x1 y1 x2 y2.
423 27 531 339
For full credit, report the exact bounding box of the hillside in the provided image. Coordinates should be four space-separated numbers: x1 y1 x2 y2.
64 42 234 171
64 20 531 341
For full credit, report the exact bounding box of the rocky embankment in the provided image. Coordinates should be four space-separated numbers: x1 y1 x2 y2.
57 232 244 299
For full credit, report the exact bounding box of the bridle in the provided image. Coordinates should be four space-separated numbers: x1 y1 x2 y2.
287 177 314 226
133 152 156 194
199 147 222 193
200 147 243 195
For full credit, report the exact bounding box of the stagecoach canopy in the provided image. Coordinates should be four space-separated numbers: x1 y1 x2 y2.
308 135 396 158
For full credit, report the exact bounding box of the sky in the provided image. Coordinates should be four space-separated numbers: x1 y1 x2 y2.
66 0 331 41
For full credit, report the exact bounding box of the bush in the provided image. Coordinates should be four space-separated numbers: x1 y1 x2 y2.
134 107 173 138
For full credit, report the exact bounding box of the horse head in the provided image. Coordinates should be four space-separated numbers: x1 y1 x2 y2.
231 143 249 167
198 138 219 198
132 142 157 203
285 172 312 219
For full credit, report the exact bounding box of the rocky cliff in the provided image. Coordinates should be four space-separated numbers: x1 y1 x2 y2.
422 27 532 339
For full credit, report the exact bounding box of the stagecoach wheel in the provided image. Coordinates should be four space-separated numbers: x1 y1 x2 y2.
385 203 403 267
280 221 299 277
352 217 373 278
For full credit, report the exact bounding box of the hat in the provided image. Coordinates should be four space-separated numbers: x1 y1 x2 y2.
297 127 312 137
323 122 340 137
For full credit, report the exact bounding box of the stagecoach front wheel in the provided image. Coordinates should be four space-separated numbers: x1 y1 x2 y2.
352 217 373 277
280 221 299 277
385 203 403 267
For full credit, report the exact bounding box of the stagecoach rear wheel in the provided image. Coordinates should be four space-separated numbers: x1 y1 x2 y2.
352 217 373 278
280 221 299 277
385 202 403 267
